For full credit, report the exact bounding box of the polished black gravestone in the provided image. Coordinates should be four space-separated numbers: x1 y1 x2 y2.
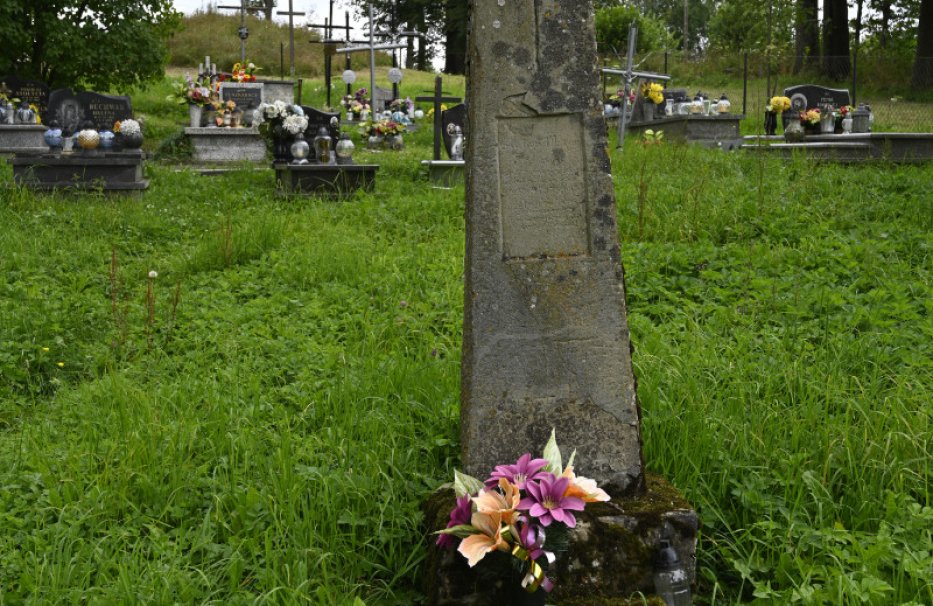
300 106 341 162
418 77 465 189
9 150 148 192
784 84 851 111
0 75 50 116
47 89 132 134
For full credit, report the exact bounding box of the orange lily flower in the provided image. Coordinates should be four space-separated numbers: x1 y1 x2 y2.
457 511 509 567
562 465 611 503
472 478 521 524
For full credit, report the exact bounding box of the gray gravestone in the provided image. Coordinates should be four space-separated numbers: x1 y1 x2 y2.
372 86 393 112
47 89 132 134
0 75 50 116
220 82 264 111
441 103 467 159
462 0 644 497
784 84 851 111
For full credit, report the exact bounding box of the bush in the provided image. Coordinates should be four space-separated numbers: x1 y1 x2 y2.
595 6 673 58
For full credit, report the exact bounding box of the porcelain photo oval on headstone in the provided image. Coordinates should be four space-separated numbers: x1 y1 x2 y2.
341 70 357 84
387 68 403 84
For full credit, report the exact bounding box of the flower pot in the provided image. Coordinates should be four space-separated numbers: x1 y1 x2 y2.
367 135 383 150
189 104 203 128
119 131 144 149
764 111 777 136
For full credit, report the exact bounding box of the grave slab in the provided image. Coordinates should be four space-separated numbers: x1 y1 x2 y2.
185 127 267 163
273 161 378 198
0 124 48 157
9 150 148 192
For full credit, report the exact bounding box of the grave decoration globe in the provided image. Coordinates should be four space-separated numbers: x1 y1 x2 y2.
387 68 403 84
99 130 115 150
290 132 310 164
77 124 101 151
335 132 355 164
342 70 357 85
44 121 64 150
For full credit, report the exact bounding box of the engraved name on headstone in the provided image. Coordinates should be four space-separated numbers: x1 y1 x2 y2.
461 0 644 496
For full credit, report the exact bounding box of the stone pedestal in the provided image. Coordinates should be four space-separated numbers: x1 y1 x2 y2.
9 150 148 192
741 132 933 163
0 124 48 157
424 474 697 605
258 80 296 104
273 162 378 198
421 160 464 189
185 127 267 163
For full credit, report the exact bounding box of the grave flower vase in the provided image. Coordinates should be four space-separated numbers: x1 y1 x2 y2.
764 111 777 136
189 104 203 128
784 118 805 143
271 126 292 163
387 134 403 150
119 132 144 149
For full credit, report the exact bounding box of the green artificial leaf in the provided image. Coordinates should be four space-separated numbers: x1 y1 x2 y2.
542 428 562 475
433 524 477 539
453 470 483 498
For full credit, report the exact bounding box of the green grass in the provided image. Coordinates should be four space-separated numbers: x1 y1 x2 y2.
0 76 930 605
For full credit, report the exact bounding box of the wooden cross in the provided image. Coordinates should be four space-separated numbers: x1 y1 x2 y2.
333 1 406 114
276 0 306 78
217 0 266 63
415 76 462 161
309 12 358 107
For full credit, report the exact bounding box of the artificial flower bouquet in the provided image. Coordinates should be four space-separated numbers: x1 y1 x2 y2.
227 61 260 83
114 119 141 137
607 88 634 108
434 431 609 594
168 75 213 107
767 95 791 113
388 97 413 113
800 108 821 126
372 119 406 137
257 101 307 138
640 81 665 104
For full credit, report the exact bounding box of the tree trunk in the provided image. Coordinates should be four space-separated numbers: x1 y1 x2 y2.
879 0 891 49
794 0 819 73
913 0 933 89
443 0 467 74
822 0 850 80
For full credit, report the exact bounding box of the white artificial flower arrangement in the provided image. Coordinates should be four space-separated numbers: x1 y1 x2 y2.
118 119 141 136
282 114 308 135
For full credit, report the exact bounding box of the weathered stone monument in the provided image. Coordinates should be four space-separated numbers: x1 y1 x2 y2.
424 1 697 603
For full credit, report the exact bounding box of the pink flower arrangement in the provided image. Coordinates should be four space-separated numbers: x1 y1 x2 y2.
435 431 610 594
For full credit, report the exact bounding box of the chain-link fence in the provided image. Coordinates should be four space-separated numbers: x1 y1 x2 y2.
601 50 933 133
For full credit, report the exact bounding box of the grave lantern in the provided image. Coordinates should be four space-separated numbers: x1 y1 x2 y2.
387 68 403 84
313 126 333 164
653 540 691 606
342 70 357 85
851 105 871 133
335 132 355 164
290 132 310 164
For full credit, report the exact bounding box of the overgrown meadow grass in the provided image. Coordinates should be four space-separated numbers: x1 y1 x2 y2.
0 79 930 605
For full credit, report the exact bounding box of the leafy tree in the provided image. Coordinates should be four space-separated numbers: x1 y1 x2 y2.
707 0 795 53
0 0 181 90
619 0 714 51
595 5 674 57
822 0 850 79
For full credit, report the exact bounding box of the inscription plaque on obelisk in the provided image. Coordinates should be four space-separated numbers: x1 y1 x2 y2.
461 0 645 496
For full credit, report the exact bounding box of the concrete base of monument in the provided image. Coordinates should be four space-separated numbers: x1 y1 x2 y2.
423 473 697 606
273 161 378 199
185 127 267 163
421 160 464 189
8 150 148 192
0 125 48 157
623 114 744 147
742 132 933 163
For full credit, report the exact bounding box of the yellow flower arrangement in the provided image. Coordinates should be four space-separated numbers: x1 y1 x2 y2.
640 81 665 105
800 108 821 125
767 96 791 113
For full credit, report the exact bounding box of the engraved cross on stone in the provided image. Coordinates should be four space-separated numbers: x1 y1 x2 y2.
416 77 461 161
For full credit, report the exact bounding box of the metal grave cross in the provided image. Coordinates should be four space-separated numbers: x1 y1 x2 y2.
333 0 406 113
217 0 267 63
415 76 461 161
276 0 306 78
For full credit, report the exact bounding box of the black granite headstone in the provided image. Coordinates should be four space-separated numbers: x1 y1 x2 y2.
301 106 341 161
784 84 851 111
441 103 467 160
0 75 50 116
220 83 263 111
47 89 133 134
